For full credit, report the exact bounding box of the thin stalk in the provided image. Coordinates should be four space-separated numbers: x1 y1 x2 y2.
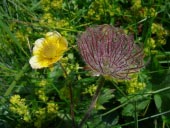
121 110 170 127
151 86 170 94
78 75 105 128
111 80 127 97
59 62 76 128
101 99 129 116
134 100 138 128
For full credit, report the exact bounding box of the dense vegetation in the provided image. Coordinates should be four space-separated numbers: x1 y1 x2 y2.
0 0 170 128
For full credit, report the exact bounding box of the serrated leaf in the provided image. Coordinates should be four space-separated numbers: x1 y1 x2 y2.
96 104 106 110
122 104 134 117
97 88 115 105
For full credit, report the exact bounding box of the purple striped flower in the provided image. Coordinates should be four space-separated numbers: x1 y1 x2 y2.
77 24 144 79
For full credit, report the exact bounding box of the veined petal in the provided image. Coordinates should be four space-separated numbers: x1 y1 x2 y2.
58 37 68 50
29 55 62 69
29 56 45 69
46 31 61 38
34 38 46 47
33 38 46 55
45 31 61 46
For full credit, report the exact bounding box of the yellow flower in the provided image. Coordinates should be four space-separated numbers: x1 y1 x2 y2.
29 31 68 69
126 75 146 94
9 95 31 122
83 84 97 96
131 0 141 10
146 38 156 49
47 102 58 113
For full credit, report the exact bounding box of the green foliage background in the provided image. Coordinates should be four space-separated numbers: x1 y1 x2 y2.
0 0 170 128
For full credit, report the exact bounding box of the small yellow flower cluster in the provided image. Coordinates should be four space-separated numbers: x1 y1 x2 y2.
39 13 56 28
39 14 70 31
146 38 156 49
34 108 46 128
11 27 32 49
55 19 71 37
35 80 49 102
83 84 97 96
144 37 156 54
9 95 59 127
9 95 31 122
55 19 70 30
34 102 58 128
130 0 157 18
39 0 68 30
139 7 157 18
144 23 168 55
151 23 168 39
61 53 81 77
85 0 120 21
151 23 168 47
15 31 25 42
126 75 146 94
41 0 63 12
51 0 63 9
131 0 142 10
47 102 59 113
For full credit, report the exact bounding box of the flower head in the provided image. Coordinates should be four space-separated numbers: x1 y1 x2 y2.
29 31 68 69
77 24 144 79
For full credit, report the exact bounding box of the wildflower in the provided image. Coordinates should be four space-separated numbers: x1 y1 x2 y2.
151 23 168 36
126 75 146 94
47 102 58 113
83 84 97 96
35 80 49 101
51 0 63 9
34 108 46 128
146 38 156 49
77 24 144 79
9 95 31 122
29 31 68 69
131 0 141 10
139 7 157 18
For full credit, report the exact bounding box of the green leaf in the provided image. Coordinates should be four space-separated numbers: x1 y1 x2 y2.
122 104 134 117
137 99 150 110
154 69 170 118
121 99 151 117
97 88 115 105
154 94 162 112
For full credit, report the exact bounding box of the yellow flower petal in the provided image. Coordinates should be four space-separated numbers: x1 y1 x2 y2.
29 56 44 69
46 31 61 38
58 37 68 50
45 31 61 45
33 38 46 55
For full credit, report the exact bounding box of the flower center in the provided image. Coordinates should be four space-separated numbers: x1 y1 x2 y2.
42 43 58 58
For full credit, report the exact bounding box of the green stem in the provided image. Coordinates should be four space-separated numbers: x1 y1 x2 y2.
151 86 170 94
121 110 170 127
111 80 127 97
59 62 76 128
134 101 138 128
79 75 105 128
101 100 129 117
